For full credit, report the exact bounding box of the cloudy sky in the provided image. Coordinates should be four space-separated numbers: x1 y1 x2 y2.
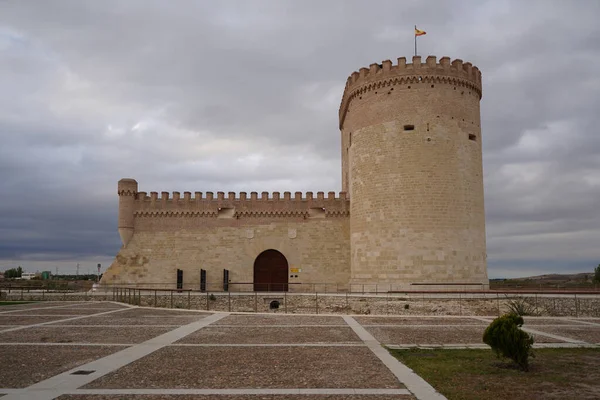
1 0 599 278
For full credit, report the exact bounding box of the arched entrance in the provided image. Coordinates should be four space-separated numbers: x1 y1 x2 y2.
253 249 289 292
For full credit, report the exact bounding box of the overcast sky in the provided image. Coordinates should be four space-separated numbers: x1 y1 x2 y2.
1 0 599 278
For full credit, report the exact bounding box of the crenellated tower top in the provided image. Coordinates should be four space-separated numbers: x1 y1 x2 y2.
339 55 482 129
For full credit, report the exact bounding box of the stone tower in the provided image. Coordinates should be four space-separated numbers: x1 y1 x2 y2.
339 55 489 289
117 178 138 248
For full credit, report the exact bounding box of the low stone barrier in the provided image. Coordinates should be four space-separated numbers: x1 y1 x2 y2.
2 289 599 317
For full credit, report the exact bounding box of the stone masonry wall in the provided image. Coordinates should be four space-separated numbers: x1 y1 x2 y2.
340 55 487 287
3 291 599 317
102 213 350 291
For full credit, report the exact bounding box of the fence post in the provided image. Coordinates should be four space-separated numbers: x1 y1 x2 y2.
346 291 349 308
386 293 389 315
496 293 500 316
188 291 191 309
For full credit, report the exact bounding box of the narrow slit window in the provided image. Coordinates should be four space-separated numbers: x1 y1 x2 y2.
404 124 415 131
469 134 477 141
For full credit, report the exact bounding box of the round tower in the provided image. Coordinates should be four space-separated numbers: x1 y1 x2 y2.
339 55 488 290
117 178 138 247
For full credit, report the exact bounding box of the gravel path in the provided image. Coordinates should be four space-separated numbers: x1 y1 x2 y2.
529 326 600 343
57 395 414 400
0 326 173 344
0 315 74 325
213 315 346 326
176 326 361 344
366 326 566 344
82 346 405 389
0 345 122 388
355 317 485 325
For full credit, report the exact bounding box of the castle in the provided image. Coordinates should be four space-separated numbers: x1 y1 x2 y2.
101 55 489 292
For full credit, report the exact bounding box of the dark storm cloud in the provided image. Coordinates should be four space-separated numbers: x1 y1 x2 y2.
0 0 599 277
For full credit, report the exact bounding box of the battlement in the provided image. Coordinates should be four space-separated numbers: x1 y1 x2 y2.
121 188 350 218
339 55 482 129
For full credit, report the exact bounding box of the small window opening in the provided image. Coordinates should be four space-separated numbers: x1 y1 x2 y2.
359 96 362 99
308 207 326 218
375 91 377 94
469 134 477 141
270 300 280 309
408 86 411 89
431 84 434 88
391 87 394 90
427 123 430 132
217 207 235 219
403 124 415 131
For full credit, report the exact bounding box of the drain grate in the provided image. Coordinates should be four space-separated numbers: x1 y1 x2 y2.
71 370 95 375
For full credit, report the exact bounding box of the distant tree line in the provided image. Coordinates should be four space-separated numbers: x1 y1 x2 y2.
3 266 23 278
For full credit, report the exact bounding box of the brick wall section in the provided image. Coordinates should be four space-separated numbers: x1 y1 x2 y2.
340 55 488 287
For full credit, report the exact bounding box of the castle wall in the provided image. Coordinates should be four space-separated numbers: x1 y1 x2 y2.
340 56 488 287
102 186 350 291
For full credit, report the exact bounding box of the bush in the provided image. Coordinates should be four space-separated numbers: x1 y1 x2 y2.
483 313 534 371
209 294 216 301
505 296 539 316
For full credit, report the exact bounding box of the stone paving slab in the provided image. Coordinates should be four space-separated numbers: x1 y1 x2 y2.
110 308 212 317
366 326 566 344
530 326 600 343
83 346 404 389
523 318 579 325
57 395 414 400
214 315 346 326
11 308 115 316
60 315 207 326
0 315 75 325
355 317 485 325
0 326 173 344
67 303 129 309
176 326 361 344
0 345 122 388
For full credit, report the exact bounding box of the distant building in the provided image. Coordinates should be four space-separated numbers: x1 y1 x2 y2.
20 272 36 280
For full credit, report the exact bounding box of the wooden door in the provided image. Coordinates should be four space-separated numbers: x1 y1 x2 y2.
253 249 289 292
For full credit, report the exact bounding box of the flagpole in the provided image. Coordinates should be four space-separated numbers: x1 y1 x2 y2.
414 25 417 56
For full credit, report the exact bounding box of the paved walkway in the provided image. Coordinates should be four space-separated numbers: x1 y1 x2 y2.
0 302 599 400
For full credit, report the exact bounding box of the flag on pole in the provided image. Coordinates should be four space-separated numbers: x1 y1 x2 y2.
414 25 426 56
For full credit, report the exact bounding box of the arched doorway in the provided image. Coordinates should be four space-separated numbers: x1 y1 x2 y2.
253 249 289 292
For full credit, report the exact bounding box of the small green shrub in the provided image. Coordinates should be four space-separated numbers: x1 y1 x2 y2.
483 313 534 371
505 296 539 316
209 294 216 301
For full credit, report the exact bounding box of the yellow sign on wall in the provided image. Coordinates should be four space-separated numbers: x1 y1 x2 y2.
290 268 300 273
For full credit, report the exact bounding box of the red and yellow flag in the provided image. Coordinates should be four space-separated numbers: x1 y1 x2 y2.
415 27 426 36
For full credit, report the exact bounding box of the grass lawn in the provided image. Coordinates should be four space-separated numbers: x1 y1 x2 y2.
389 347 600 400
0 301 37 306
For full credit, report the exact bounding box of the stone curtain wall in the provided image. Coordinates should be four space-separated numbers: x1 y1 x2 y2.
104 179 351 290
102 216 350 291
